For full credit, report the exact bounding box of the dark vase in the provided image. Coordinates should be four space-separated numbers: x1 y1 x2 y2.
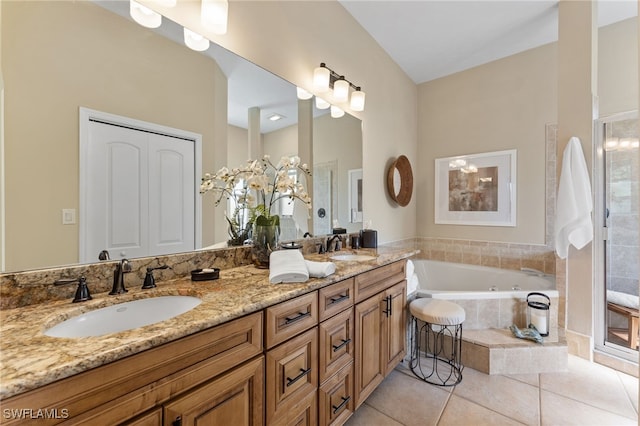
251 215 280 268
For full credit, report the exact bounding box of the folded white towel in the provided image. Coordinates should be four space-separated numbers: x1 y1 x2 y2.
269 250 309 284
555 137 593 259
305 260 336 278
406 259 415 279
607 290 640 310
407 272 419 295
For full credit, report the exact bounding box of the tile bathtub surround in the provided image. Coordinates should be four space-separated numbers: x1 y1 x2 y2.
414 238 556 275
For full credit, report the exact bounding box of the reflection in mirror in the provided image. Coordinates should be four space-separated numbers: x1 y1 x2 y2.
1 0 362 272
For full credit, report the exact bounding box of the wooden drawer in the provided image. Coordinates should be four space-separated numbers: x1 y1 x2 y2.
319 307 354 385
163 356 264 426
319 278 354 322
266 327 318 424
354 261 405 304
1 312 264 425
270 390 317 426
319 362 354 426
266 291 318 349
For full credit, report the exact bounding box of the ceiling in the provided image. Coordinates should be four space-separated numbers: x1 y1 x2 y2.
339 0 639 84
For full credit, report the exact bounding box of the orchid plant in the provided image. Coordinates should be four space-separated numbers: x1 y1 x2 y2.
200 155 312 245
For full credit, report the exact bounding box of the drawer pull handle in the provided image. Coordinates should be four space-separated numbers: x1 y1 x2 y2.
286 367 312 387
284 311 311 324
332 338 351 352
332 396 351 414
329 294 349 305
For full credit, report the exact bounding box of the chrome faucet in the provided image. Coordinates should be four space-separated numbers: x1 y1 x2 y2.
110 259 132 295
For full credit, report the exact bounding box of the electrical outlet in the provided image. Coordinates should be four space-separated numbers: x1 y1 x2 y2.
62 209 76 225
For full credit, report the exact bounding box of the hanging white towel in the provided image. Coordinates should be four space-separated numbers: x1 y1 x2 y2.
554 137 593 259
293 173 310 237
305 260 336 278
269 250 309 283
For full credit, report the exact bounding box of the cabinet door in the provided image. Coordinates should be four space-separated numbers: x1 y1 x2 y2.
163 356 264 426
383 281 407 375
266 327 318 424
353 294 383 408
319 307 354 384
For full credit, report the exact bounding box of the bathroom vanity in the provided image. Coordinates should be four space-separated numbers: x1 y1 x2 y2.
0 247 414 425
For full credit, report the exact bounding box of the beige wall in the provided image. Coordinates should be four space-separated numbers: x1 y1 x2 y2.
599 17 639 116
147 0 419 244
264 125 298 161
2 1 224 270
417 43 557 244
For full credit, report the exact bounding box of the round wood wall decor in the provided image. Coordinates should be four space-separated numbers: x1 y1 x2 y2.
387 155 413 207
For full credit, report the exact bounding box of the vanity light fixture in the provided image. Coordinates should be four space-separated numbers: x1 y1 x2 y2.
313 63 366 111
315 97 330 110
184 28 210 51
333 77 349 103
330 105 345 118
130 0 162 28
296 87 313 100
201 0 229 35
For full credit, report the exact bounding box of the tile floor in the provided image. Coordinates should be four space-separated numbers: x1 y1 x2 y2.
346 355 638 426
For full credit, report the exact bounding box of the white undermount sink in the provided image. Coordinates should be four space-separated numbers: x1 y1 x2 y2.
330 254 377 262
44 296 202 338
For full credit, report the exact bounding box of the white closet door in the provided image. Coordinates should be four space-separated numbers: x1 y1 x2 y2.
148 135 195 255
83 120 195 262
86 121 149 261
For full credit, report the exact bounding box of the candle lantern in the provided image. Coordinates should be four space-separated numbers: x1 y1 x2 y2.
526 292 550 336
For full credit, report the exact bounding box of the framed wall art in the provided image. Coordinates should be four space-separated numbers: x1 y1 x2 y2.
434 149 516 226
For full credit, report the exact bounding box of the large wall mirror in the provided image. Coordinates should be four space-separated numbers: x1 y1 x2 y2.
1 0 362 272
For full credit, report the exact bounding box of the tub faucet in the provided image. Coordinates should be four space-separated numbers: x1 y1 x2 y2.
110 259 132 295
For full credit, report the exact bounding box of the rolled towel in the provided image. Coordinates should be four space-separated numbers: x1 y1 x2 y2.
305 260 336 278
407 272 419 295
406 259 415 279
269 250 309 284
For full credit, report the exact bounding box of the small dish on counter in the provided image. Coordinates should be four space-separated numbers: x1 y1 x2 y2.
190 268 220 281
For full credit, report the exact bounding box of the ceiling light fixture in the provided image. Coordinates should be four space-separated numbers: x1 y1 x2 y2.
184 28 210 51
130 0 162 28
313 63 366 111
268 114 284 121
201 0 229 35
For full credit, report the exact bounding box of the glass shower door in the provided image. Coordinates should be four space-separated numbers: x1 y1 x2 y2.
595 112 639 357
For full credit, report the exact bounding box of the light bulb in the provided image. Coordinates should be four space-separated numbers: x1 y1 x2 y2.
130 0 161 28
331 105 345 118
350 89 366 111
184 28 210 51
201 0 228 35
296 87 313 100
315 97 330 110
313 66 330 93
333 78 349 103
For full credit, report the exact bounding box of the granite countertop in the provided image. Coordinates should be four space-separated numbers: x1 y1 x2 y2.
0 247 417 399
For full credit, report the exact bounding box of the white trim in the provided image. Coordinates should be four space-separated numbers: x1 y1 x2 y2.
79 107 203 262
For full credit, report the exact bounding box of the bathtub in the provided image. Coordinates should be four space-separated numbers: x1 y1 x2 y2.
409 259 558 330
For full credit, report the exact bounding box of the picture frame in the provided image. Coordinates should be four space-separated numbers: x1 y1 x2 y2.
348 168 363 223
434 149 516 226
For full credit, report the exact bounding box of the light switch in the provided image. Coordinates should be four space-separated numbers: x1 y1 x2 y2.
62 209 76 225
